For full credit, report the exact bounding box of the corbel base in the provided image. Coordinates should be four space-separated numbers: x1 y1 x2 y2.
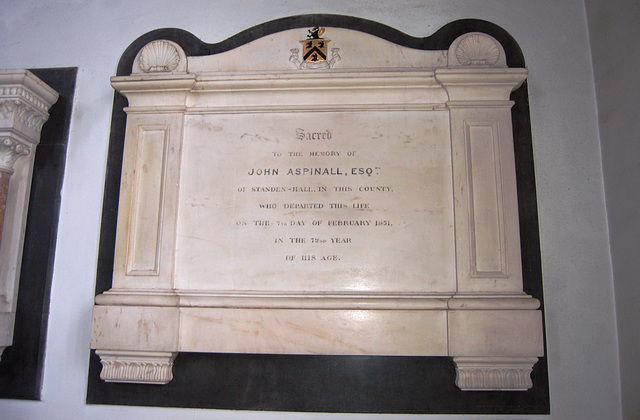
453 356 538 391
95 350 178 385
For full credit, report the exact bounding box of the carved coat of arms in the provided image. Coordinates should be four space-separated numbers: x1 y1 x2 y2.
290 27 340 69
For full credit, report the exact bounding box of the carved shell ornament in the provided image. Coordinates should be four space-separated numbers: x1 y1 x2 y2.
139 40 181 72
455 34 501 66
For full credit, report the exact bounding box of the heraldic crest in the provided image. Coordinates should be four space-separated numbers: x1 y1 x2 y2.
290 27 341 69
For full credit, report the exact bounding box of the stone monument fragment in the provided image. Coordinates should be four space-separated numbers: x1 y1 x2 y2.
0 70 58 360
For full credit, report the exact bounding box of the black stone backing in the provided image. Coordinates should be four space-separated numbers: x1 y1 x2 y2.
89 15 549 414
0 67 77 400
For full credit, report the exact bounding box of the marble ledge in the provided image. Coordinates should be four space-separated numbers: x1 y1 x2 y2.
111 68 529 112
95 290 540 310
123 103 450 115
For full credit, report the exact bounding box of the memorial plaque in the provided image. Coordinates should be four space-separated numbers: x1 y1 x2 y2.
91 23 544 393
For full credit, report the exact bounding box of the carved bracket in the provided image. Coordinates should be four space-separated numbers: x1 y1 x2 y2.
96 350 178 385
454 357 538 391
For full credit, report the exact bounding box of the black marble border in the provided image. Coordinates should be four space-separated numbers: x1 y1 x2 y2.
89 15 548 414
0 67 77 400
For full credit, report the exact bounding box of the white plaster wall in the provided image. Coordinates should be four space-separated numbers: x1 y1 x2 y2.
585 0 640 419
0 1 621 419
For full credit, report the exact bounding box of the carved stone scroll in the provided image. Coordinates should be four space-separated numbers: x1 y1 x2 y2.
91 29 543 390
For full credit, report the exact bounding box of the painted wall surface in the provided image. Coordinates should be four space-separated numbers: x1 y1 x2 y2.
585 0 640 419
0 1 622 419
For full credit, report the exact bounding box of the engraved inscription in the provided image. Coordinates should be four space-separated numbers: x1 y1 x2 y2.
176 111 456 293
234 130 393 266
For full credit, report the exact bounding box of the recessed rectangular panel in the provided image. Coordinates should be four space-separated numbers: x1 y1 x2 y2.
125 126 168 275
466 122 506 276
